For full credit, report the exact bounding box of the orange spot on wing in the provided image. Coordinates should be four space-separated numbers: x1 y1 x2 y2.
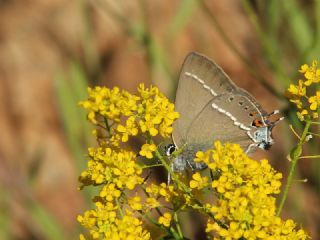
253 119 263 127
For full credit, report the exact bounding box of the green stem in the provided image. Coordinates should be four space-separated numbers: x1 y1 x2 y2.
307 131 320 137
169 227 182 240
173 212 183 238
277 120 311 216
141 163 164 169
299 155 320 159
142 212 180 239
104 117 111 135
116 198 124 217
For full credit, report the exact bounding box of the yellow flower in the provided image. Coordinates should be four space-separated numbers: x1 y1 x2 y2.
297 109 308 121
145 183 160 196
189 172 208 190
137 83 159 98
158 183 175 200
290 99 303 109
158 212 172 227
78 202 150 240
139 114 159 136
145 197 160 209
308 90 320 110
128 195 142 211
145 183 179 204
137 84 179 137
287 60 320 121
299 63 309 73
200 141 308 239
79 84 178 146
286 80 306 98
79 86 138 124
79 147 143 190
79 83 309 240
100 183 121 201
116 116 139 142
77 210 97 229
195 150 217 169
139 143 157 159
302 60 320 86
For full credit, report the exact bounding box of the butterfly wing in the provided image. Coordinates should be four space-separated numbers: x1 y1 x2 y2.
173 52 238 147
184 92 265 154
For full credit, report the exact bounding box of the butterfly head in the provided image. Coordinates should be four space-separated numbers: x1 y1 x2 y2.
251 110 284 151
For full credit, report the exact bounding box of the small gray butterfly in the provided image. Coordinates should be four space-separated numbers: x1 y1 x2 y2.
170 52 283 172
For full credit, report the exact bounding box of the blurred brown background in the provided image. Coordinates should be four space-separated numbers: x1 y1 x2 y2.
0 0 319 239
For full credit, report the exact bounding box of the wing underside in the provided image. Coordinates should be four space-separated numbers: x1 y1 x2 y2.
173 52 238 147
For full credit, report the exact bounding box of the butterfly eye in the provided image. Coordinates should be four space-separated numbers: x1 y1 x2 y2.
165 144 176 156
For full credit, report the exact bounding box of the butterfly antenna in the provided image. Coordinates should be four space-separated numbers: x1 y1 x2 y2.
265 110 284 127
269 116 285 130
273 116 284 124
266 109 280 117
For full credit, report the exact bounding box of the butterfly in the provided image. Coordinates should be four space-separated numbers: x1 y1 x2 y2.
168 52 283 172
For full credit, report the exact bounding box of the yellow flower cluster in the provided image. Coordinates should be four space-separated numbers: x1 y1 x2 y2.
79 84 179 147
137 84 179 137
194 141 308 240
78 83 310 239
77 147 148 239
146 183 179 206
80 86 138 124
79 147 143 190
158 213 172 227
78 201 150 240
126 184 181 214
139 143 157 159
286 61 320 120
78 84 179 239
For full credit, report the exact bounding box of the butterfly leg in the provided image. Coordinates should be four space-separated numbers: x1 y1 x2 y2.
186 159 195 171
245 143 257 154
246 130 259 153
246 130 257 144
167 163 174 185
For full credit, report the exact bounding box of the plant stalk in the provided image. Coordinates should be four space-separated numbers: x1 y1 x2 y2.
277 120 311 216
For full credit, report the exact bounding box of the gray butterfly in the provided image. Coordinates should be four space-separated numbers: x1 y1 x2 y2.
169 52 283 172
